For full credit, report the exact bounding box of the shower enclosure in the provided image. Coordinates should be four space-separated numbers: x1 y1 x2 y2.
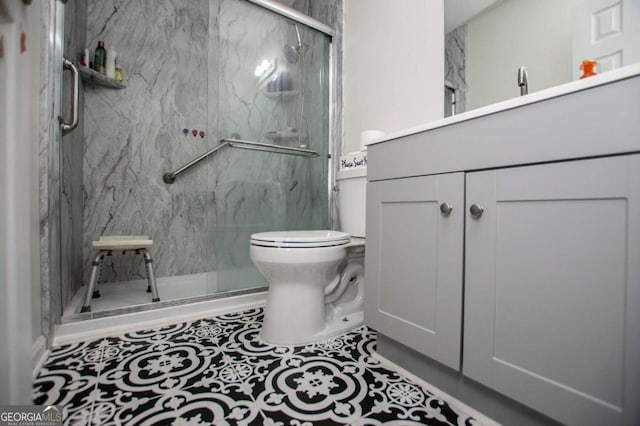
55 0 336 321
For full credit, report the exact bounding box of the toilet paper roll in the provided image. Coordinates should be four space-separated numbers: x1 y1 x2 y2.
360 130 386 151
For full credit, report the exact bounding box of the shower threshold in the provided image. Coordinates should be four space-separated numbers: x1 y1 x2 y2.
54 287 268 345
62 271 267 322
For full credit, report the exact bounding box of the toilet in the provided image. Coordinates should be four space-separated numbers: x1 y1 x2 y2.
250 167 366 345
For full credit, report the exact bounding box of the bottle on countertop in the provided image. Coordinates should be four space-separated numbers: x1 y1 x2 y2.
93 41 106 74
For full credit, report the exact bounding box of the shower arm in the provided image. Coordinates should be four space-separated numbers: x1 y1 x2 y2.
162 138 319 184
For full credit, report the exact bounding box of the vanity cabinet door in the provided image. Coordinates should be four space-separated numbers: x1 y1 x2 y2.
464 155 640 426
365 173 464 370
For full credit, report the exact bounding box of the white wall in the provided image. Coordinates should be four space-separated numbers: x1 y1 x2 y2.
343 0 444 154
466 0 583 110
0 0 41 404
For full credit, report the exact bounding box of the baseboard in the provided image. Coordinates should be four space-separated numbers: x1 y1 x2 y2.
372 351 499 426
32 335 49 379
376 333 561 426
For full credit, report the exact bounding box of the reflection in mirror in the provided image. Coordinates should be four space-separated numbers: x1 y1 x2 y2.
444 0 640 117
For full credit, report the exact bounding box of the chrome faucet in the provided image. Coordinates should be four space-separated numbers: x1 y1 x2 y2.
517 66 528 96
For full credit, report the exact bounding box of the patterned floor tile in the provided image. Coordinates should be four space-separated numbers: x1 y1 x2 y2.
33 367 99 415
120 390 264 426
254 354 370 424
299 326 377 364
120 321 195 344
35 307 479 425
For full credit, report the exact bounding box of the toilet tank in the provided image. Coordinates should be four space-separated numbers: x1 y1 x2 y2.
336 168 366 238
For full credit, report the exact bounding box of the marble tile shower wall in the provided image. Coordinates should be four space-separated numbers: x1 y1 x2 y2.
80 0 340 288
40 0 59 342
83 0 210 285
445 25 467 115
280 0 344 223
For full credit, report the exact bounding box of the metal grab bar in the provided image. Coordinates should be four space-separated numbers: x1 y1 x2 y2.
163 138 319 184
225 138 319 156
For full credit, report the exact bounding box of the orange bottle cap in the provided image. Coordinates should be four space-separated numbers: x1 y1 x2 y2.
580 60 597 79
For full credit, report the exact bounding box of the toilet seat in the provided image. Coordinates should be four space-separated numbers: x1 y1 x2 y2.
250 230 350 248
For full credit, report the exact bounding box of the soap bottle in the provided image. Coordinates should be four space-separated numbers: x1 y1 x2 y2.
579 60 597 79
80 48 89 67
94 41 106 74
106 49 116 79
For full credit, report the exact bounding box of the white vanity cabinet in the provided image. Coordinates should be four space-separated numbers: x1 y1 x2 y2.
366 154 640 425
464 155 640 425
364 173 464 371
365 72 640 425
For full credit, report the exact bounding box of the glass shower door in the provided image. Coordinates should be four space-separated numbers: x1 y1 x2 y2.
209 0 331 293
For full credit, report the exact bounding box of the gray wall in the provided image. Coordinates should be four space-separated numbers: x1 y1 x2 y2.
1 0 44 403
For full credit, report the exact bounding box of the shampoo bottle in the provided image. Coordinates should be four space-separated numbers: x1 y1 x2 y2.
106 49 116 79
94 41 106 74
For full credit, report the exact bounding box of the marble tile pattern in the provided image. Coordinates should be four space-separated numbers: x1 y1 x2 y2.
81 0 338 292
83 0 212 285
39 0 57 343
34 307 480 425
445 25 467 116
279 0 345 229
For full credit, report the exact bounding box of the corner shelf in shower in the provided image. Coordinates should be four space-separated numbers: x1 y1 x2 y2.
264 130 300 141
78 65 126 89
263 90 299 100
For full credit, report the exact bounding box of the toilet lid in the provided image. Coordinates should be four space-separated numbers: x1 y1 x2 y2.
250 230 350 248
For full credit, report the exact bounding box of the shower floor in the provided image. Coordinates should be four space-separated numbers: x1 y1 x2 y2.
34 307 494 425
64 272 217 315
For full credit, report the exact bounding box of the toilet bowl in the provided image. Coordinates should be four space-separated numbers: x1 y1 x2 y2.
250 165 367 346
250 230 364 345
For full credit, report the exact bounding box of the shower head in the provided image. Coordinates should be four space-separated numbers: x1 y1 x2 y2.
284 24 303 63
284 43 300 63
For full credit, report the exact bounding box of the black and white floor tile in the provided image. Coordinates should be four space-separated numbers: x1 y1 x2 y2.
34 308 482 425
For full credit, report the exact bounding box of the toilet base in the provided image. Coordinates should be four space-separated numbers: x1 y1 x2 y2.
259 310 364 346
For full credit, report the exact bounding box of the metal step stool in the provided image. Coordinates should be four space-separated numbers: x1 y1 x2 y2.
81 236 160 313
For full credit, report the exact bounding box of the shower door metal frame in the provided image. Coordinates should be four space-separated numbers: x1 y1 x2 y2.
248 0 338 229
41 0 66 342
247 0 335 36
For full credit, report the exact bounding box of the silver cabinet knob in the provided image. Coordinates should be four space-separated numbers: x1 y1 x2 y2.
469 203 484 218
440 202 453 216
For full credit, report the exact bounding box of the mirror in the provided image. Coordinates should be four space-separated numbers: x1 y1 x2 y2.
444 0 640 117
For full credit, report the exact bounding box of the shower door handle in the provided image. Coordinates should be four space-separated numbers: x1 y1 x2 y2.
61 57 79 135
